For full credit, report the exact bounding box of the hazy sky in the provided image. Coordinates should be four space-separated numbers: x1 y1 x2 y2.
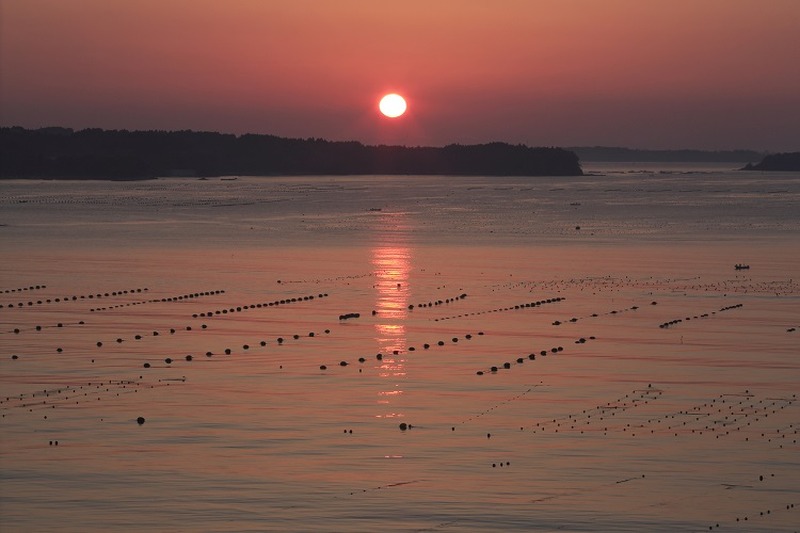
2 0 799 150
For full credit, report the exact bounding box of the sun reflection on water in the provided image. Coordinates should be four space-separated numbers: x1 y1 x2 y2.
372 242 411 414
372 245 410 354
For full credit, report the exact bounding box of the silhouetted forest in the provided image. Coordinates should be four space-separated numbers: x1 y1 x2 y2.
0 127 582 179
741 152 800 171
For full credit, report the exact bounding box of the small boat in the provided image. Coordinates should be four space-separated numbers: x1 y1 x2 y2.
734 264 750 270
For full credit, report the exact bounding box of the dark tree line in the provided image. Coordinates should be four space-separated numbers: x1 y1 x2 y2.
0 127 583 179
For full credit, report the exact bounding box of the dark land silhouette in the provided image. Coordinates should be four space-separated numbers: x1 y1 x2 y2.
0 127 582 179
741 152 800 171
569 146 765 163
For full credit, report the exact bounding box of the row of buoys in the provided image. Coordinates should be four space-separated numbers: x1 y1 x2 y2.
435 297 566 322
641 393 796 444
707 474 798 530
0 379 150 412
535 388 797 444
7 194 226 207
454 386 541 428
91 301 150 312
277 271 372 284
477 343 575 375
4 377 189 416
492 272 796 300
405 331 485 352
154 290 223 302
7 320 85 335
92 290 224 312
319 332 485 372
487 276 641 296
729 502 797 528
553 305 639 326
2 285 46 293
676 277 797 296
660 314 709 328
659 303 742 328
628 390 753 430
98 324 208 349
408 293 467 310
526 386 662 433
2 380 134 402
141 330 333 368
193 293 328 318
1 287 150 309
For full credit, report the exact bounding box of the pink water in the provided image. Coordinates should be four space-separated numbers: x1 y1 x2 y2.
1 171 799 531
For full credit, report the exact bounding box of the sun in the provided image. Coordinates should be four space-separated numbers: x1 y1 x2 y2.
379 93 407 118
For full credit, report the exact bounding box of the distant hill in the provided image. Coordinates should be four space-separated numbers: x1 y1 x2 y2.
0 127 582 178
741 152 800 171
569 146 764 163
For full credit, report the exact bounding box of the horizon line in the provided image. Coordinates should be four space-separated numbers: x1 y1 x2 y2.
1 124 785 154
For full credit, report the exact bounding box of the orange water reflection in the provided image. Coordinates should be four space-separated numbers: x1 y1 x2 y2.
372 244 411 413
372 245 410 353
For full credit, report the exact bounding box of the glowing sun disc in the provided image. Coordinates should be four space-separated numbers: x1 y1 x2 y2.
379 93 407 118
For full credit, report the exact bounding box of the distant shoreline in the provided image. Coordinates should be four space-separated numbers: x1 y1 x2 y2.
568 146 765 163
3 126 795 179
741 152 800 171
0 126 582 179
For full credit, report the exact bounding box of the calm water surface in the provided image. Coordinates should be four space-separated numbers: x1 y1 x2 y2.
1 168 799 531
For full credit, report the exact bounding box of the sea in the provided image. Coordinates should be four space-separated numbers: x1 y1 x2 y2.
1 163 798 532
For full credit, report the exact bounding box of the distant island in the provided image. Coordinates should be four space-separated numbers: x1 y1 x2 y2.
0 127 582 179
568 146 765 163
741 152 800 171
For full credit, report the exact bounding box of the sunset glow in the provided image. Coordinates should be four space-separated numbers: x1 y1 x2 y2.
1 1 798 149
2 1 799 530
379 94 407 118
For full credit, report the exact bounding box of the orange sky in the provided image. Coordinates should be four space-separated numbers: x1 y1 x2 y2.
1 0 798 150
